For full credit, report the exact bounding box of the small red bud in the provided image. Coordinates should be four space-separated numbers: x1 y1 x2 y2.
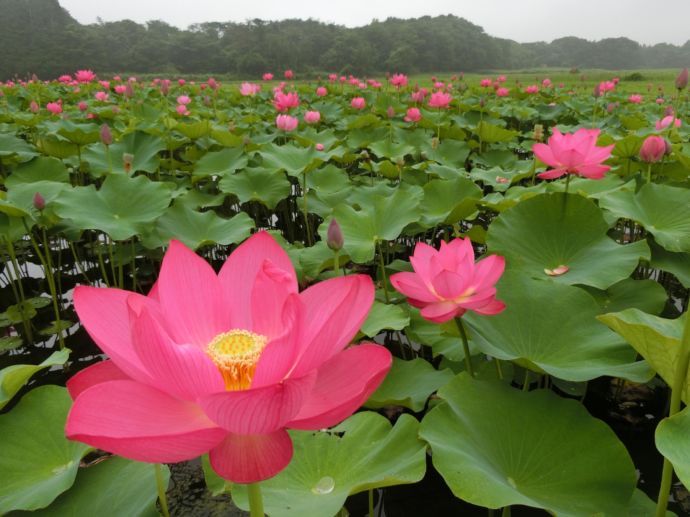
327 219 344 251
33 192 45 211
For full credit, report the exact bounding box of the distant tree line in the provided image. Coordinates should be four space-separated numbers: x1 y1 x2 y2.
1 0 689 79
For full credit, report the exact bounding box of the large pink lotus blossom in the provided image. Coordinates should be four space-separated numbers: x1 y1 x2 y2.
532 128 614 180
46 101 62 114
303 111 321 124
390 73 408 88
239 82 261 96
404 107 421 122
428 91 452 108
262 73 274 81
315 86 327 97
656 116 681 130
273 91 299 112
391 238 505 323
65 233 391 483
276 114 299 131
75 70 96 83
525 85 539 94
351 97 366 110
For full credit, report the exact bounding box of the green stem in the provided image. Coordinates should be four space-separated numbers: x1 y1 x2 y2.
247 483 265 517
130 239 137 291
523 369 531 392
368 488 374 517
302 170 312 246
494 358 504 380
4 238 33 342
154 464 170 517
646 163 652 184
41 228 65 349
377 240 391 303
455 317 474 377
502 506 511 517
106 236 118 288
333 249 341 276
655 312 690 517
561 174 572 220
94 238 111 287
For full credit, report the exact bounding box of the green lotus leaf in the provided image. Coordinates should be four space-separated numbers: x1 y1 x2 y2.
419 373 637 515
175 119 211 139
35 135 78 159
82 131 166 175
143 203 254 250
598 309 690 401
4 156 70 187
464 275 651 382
232 412 426 517
0 349 70 409
368 139 416 161
323 185 423 263
628 489 676 517
0 133 38 161
581 278 668 315
258 142 319 177
599 183 690 253
656 405 690 491
649 238 690 288
54 174 173 240
219 167 291 209
487 192 649 289
0 386 90 513
476 121 520 143
366 357 454 412
419 176 482 227
28 457 169 517
193 147 248 178
360 301 410 338
46 120 100 146
424 139 470 167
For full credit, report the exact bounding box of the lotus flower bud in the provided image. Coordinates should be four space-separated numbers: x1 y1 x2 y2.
640 136 666 163
533 124 544 142
125 81 134 98
664 105 674 117
29 100 39 113
33 192 45 211
386 106 395 118
122 153 134 174
675 68 688 90
327 219 344 251
100 124 113 146
479 96 485 108
592 83 602 98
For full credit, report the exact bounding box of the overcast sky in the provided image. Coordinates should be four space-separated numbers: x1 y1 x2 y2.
58 0 690 46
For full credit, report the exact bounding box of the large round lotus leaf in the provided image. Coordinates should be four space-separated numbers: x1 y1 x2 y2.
46 120 100 146
258 143 320 177
359 301 409 337
4 156 70 187
544 175 631 200
419 373 637 515
464 275 651 382
598 309 690 402
322 185 423 263
54 174 173 240
419 177 482 227
27 457 169 517
599 183 690 253
649 238 690 288
231 412 426 517
306 165 353 218
476 121 520 143
487 192 649 289
82 131 166 175
0 133 38 161
142 203 254 250
192 147 248 178
368 140 416 161
0 349 70 409
0 386 90 513
218 168 291 209
628 489 676 517
581 278 668 315
656 406 690 491
423 139 470 167
365 357 454 412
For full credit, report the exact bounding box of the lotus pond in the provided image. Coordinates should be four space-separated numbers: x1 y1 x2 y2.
1 71 690 516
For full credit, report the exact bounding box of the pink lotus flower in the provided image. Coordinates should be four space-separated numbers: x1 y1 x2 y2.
656 116 681 130
316 86 327 97
533 128 615 180
542 78 552 88
178 79 186 86
675 68 688 89
94 91 109 102
239 82 261 96
65 233 391 483
284 69 294 79
75 70 96 83
390 238 505 323
46 102 62 114
390 73 408 88
628 94 642 104
640 136 666 163
480 78 492 87
328 73 338 82
496 75 507 83
428 91 452 109
176 104 190 116
78 101 88 112
99 80 110 89
410 89 427 103
525 85 539 94
404 107 422 122
274 91 300 112
303 111 321 124
315 143 324 151
496 87 509 97
276 114 298 131
262 73 274 81
177 95 191 105
114 85 127 94
207 78 220 90
351 97 366 110
58 74 72 83
29 101 39 113
599 81 615 93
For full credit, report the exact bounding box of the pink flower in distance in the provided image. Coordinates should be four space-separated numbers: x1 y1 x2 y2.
351 97 366 110
274 91 299 112
542 78 553 88
46 102 62 114
656 116 681 130
94 91 109 102
114 85 127 94
276 114 298 131
328 73 338 82
390 73 408 88
315 143 324 151
239 82 261 96
480 78 492 87
176 104 190 116
390 238 506 323
316 86 327 97
496 75 507 83
428 91 452 108
284 69 294 79
628 94 642 103
58 74 72 83
525 85 539 94
75 70 96 83
178 79 186 86
177 95 191 105
262 73 274 81
78 101 88 112
533 128 615 180
404 107 422 122
304 111 321 124
496 87 509 97
65 233 391 483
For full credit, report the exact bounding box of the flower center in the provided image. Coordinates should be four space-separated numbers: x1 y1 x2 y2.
206 330 268 391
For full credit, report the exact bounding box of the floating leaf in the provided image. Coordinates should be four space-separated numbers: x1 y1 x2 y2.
360 302 410 337
219 168 292 209
193 147 248 178
82 131 166 175
0 386 90 513
582 278 667 315
0 349 70 409
419 177 482 227
232 412 426 517
419 374 636 515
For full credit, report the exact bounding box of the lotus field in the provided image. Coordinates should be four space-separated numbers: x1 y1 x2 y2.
1 68 690 516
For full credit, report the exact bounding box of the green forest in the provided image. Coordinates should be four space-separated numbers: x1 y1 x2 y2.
2 0 690 79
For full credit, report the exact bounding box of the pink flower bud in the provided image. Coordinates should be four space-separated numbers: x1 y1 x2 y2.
100 124 113 146
29 101 39 113
327 219 344 251
33 192 45 211
675 68 688 90
640 136 667 163
351 97 366 110
386 106 395 118
315 143 325 151
316 86 327 97
304 111 321 124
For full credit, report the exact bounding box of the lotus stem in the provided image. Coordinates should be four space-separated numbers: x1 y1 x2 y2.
502 506 511 517
333 249 341 276
655 311 690 517
377 240 391 303
154 463 170 517
247 482 265 517
368 488 374 517
455 317 474 377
